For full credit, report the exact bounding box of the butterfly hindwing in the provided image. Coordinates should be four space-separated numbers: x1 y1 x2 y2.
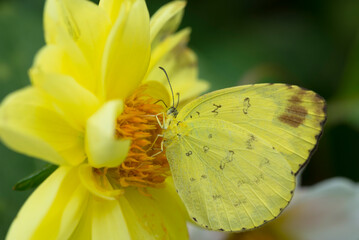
164 118 295 231
176 84 326 174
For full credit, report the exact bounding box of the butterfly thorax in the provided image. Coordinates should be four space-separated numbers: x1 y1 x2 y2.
166 106 178 118
163 109 190 148
163 106 178 129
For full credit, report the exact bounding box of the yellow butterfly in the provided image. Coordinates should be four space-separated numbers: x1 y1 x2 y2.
160 72 326 232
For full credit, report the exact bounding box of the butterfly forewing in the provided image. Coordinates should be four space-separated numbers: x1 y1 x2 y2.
176 84 326 174
164 118 295 231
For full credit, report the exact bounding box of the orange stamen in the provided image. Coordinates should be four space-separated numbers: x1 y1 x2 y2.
101 85 170 190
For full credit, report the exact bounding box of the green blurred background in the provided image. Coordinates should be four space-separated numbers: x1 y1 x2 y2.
1 0 359 238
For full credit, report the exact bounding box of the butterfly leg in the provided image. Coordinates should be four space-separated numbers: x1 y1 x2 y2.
150 134 165 157
155 112 166 129
145 134 163 152
144 112 166 129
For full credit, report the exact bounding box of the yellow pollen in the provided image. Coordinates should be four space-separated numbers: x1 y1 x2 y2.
101 85 170 190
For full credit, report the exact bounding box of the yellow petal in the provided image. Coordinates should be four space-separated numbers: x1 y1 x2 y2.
32 44 96 94
78 164 124 200
7 166 89 240
92 196 131 240
31 69 100 130
102 0 150 100
44 0 111 74
147 28 191 77
150 1 186 47
0 87 85 166
99 0 125 23
142 81 171 108
146 47 209 104
119 179 189 239
69 195 131 240
86 100 131 168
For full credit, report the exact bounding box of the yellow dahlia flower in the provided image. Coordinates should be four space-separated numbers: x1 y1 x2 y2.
0 0 208 239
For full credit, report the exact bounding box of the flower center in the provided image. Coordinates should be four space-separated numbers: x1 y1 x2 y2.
97 85 170 191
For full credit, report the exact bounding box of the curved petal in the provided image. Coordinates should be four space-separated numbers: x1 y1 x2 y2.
99 0 125 24
150 1 186 47
32 44 96 94
69 195 130 240
7 166 89 240
142 81 171 108
0 87 85 166
146 47 209 104
102 0 150 100
86 100 131 168
78 164 124 200
44 0 111 73
119 179 189 239
31 69 100 129
147 28 191 76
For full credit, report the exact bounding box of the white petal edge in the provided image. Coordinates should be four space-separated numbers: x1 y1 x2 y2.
280 178 359 240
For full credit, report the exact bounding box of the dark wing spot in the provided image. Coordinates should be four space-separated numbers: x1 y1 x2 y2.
218 228 224 231
208 134 212 139
220 150 235 169
212 194 222 200
203 146 209 153
246 134 256 149
212 104 222 115
192 217 197 222
278 91 310 128
242 227 246 231
259 158 270 168
254 173 264 183
288 95 302 103
220 162 226 170
186 151 192 156
278 95 308 128
279 105 308 128
243 97 251 114
190 177 196 182
201 174 207 179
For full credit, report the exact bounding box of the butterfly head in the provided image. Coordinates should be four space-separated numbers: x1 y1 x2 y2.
166 106 179 118
159 66 180 118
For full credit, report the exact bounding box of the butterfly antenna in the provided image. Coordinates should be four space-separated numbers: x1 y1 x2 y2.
154 99 168 108
175 92 180 108
159 67 175 108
